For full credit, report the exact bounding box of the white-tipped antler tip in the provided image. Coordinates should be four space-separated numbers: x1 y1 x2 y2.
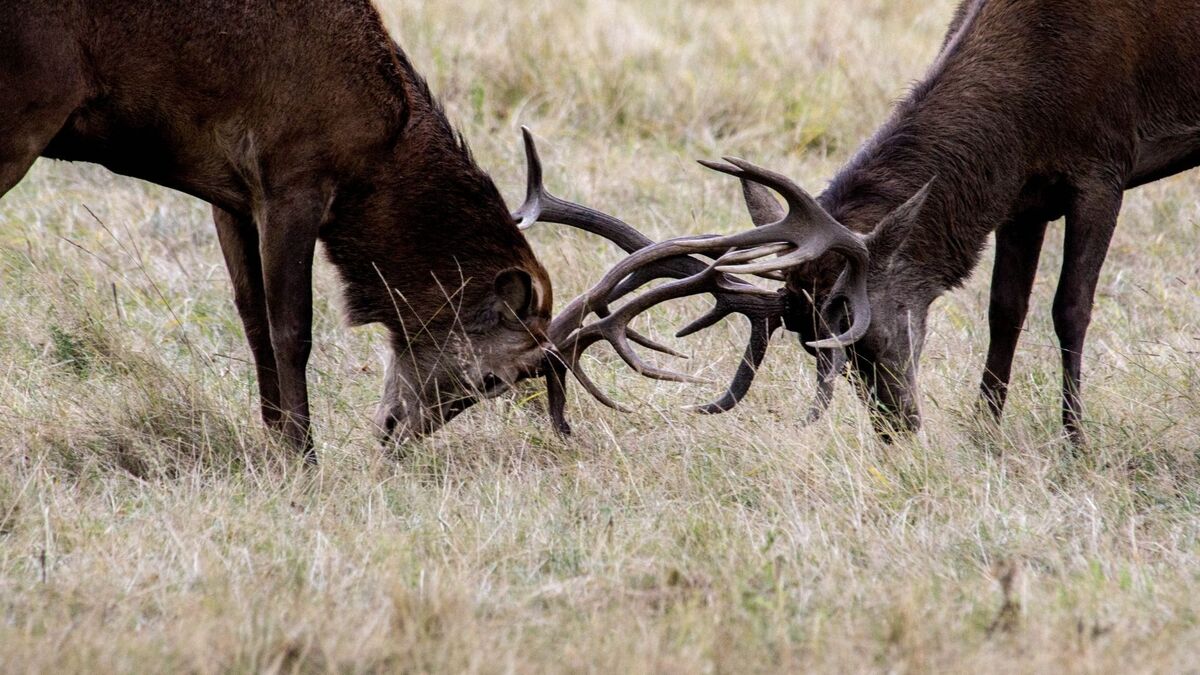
698 159 741 175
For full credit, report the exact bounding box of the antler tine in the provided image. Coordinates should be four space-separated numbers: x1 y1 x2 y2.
699 156 875 348
804 265 872 349
689 309 784 415
544 358 573 435
515 128 836 427
740 175 786 226
670 286 786 414
804 347 846 424
512 126 654 253
551 349 631 412
511 127 545 230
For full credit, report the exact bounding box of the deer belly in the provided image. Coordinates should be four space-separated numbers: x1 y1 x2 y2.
1130 130 1200 188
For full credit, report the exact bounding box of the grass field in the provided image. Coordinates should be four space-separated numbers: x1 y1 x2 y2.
2 0 1199 671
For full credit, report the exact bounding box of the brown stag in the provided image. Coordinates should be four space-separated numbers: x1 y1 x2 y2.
759 0 1200 443
1 1 567 459
2 1 793 457
532 0 1200 444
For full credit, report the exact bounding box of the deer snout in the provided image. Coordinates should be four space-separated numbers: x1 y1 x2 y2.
375 392 479 447
866 370 921 443
374 402 406 445
871 401 921 443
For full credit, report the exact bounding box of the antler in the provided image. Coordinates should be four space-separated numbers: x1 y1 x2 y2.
514 128 878 434
513 127 653 254
545 251 783 410
536 153 876 416
511 128 787 433
724 172 855 426
695 158 872 349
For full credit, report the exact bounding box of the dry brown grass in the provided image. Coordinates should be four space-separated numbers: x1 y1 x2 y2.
2 0 1198 672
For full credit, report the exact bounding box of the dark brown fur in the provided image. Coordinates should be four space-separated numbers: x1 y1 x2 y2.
1 1 553 458
787 0 1200 441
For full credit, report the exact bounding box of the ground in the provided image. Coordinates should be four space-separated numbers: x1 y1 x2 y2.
2 0 1199 672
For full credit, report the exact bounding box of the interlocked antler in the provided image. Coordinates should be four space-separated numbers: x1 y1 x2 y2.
544 249 782 411
693 166 933 426
515 129 879 434
539 153 875 354
695 158 873 350
700 159 896 424
511 128 786 433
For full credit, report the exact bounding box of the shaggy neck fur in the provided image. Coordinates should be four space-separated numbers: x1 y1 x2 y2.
818 0 1040 299
319 25 543 337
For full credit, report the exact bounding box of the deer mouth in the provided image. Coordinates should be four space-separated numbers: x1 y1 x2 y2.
379 395 475 444
379 370 525 445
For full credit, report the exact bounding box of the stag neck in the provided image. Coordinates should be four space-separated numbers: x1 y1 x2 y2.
815 0 1080 296
821 104 1030 295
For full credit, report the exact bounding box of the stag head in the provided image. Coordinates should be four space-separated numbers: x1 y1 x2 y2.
355 136 556 442
702 159 935 437
372 263 554 441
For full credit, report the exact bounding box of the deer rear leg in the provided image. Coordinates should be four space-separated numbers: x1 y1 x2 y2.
979 218 1048 419
257 193 324 462
214 207 285 430
1053 182 1123 446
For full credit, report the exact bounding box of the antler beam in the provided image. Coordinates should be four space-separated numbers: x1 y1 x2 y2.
512 128 787 433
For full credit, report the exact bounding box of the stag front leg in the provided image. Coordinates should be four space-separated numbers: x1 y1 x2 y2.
214 207 285 430
979 218 1048 419
257 193 323 461
1053 183 1123 446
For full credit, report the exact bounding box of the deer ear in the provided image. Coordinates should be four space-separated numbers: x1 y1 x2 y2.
866 179 935 263
740 179 786 227
493 268 535 322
